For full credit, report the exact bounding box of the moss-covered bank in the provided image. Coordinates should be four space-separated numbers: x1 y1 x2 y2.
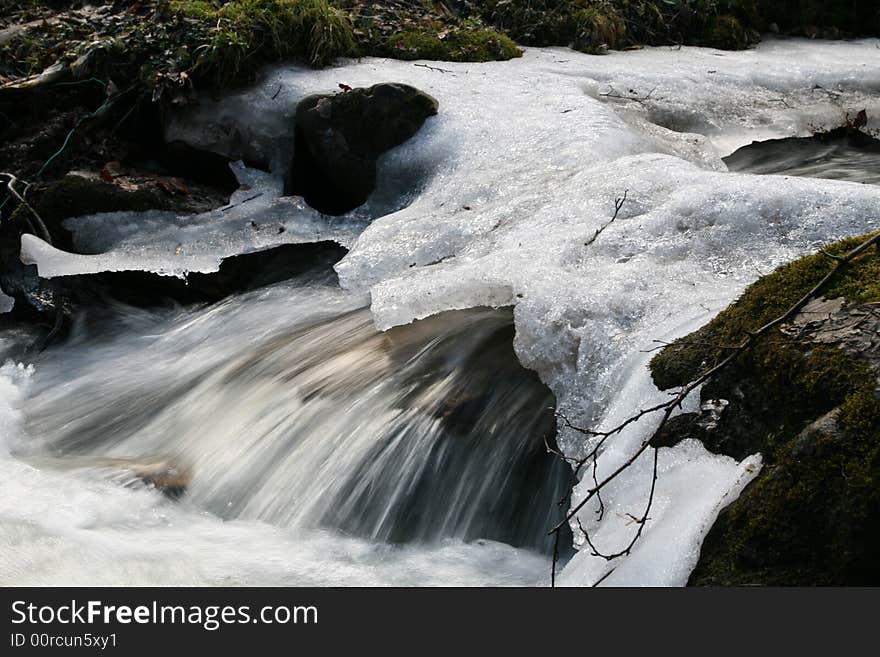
3 2 880 96
650 232 880 585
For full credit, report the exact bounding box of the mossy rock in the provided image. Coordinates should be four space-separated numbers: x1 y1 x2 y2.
651 231 880 391
649 231 880 585
383 27 521 62
691 396 880 585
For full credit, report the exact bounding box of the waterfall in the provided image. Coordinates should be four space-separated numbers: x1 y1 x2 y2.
14 273 569 556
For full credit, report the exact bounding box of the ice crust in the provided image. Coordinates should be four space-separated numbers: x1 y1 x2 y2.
19 164 366 279
14 40 880 585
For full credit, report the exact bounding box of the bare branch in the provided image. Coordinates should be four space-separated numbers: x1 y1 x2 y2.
598 86 657 105
584 190 628 247
414 63 454 74
0 172 53 245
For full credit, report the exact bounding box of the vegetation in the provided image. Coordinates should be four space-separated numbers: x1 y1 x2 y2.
383 27 521 61
3 1 879 95
651 231 880 391
650 232 880 585
691 382 880 585
170 0 357 78
468 1 879 52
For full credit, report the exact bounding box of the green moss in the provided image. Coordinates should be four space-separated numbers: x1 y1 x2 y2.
8 1 880 98
383 31 446 60
475 1 754 50
841 386 880 441
384 27 521 62
169 0 356 82
651 231 880 390
653 230 880 585
173 1 217 20
691 379 880 585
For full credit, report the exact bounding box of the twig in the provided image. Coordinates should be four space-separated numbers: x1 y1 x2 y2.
414 63 454 74
551 530 561 587
592 567 616 587
599 85 657 105
584 190 628 247
640 338 742 354
0 172 52 244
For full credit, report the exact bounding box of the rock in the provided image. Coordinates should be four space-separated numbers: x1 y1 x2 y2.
650 233 880 584
113 459 191 500
285 83 439 215
161 141 240 191
649 412 704 449
781 298 880 375
690 402 880 585
648 399 728 450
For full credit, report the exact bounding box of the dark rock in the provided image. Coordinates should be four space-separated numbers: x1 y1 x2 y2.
110 458 191 500
52 241 347 310
649 234 880 585
285 83 438 215
781 298 880 376
690 404 880 586
160 141 240 191
650 412 703 449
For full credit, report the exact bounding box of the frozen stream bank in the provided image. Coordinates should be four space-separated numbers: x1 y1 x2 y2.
4 38 880 586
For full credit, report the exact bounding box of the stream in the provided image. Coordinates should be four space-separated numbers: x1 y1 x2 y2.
2 41 880 586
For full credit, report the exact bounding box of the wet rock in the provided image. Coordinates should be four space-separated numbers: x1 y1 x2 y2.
649 399 729 450
115 459 191 500
649 412 703 449
285 82 438 215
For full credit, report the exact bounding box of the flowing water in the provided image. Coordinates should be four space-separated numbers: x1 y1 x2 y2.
0 268 568 585
724 130 880 185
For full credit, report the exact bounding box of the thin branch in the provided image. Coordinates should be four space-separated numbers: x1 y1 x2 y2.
0 172 52 244
592 567 616 587
598 85 657 105
414 63 454 74
551 530 561 588
585 190 628 247
640 337 743 354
